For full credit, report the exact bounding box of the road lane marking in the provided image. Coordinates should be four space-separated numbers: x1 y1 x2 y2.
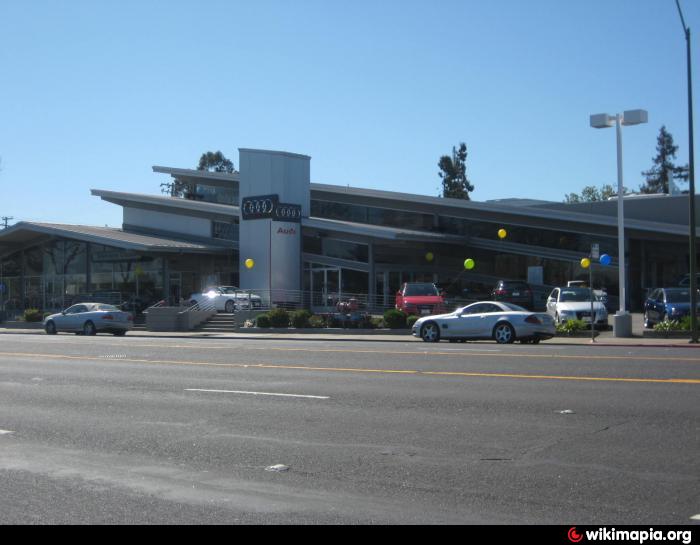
185 388 329 400
0 351 698 385
0 430 14 435
1 341 698 363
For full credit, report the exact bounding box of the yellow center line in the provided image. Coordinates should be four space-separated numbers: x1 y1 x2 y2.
18 339 700 362
0 351 698 385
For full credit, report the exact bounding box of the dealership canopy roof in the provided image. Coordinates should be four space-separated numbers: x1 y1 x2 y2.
0 222 233 255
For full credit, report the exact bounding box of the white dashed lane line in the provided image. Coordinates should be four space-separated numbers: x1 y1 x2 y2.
185 388 329 400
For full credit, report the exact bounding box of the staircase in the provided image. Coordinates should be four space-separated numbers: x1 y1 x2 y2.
195 313 238 333
131 314 147 331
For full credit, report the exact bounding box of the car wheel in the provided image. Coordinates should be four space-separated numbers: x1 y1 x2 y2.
45 321 57 335
225 300 236 313
532 338 540 344
83 321 96 336
493 322 516 344
420 322 441 343
448 338 458 343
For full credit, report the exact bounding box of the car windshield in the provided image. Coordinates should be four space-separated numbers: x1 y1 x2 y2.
559 288 598 302
219 287 239 294
95 304 119 311
501 302 527 311
665 289 691 303
404 284 439 296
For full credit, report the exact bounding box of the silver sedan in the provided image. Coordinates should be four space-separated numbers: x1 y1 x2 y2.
44 303 133 336
412 301 555 344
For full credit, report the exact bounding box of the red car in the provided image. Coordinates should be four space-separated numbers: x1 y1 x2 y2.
395 282 446 316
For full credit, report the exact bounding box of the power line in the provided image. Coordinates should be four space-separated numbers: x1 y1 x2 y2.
1 217 13 229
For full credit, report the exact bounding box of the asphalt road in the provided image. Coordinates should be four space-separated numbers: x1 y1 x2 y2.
0 333 698 524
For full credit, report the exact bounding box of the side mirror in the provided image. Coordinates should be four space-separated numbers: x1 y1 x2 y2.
61 311 66 315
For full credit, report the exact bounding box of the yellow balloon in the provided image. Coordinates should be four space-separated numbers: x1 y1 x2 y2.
425 252 434 262
464 258 475 270
498 228 507 239
245 258 255 269
580 258 591 269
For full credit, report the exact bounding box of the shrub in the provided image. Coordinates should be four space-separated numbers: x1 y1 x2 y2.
290 309 312 329
406 315 419 328
556 318 587 336
325 315 342 328
371 317 385 329
679 316 692 331
357 314 374 329
268 307 290 328
23 308 44 323
653 319 683 336
309 315 325 329
255 314 271 328
383 309 407 329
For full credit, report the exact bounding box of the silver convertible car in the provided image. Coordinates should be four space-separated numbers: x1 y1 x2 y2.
44 303 133 336
412 301 555 344
189 286 262 313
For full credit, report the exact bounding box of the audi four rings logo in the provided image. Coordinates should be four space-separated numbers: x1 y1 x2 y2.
242 198 275 216
275 204 301 219
242 194 301 222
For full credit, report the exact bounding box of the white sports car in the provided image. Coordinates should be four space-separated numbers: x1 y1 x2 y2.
189 286 262 313
412 301 555 344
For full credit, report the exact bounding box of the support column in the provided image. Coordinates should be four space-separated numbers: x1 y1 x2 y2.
368 242 375 312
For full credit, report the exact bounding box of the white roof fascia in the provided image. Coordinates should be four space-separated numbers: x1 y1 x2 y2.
152 165 240 182
91 189 240 218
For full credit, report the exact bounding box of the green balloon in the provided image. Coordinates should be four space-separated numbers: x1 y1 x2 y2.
464 258 475 270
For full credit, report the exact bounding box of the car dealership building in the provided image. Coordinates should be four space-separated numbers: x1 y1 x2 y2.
0 148 697 315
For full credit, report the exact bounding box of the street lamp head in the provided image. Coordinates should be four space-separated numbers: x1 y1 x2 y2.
621 109 648 126
590 113 614 129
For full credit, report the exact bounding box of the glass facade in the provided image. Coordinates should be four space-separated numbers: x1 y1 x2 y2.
0 238 238 315
311 200 435 231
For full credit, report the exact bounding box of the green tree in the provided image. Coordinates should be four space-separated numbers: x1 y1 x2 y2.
639 126 689 194
160 151 235 198
564 184 627 204
197 150 235 173
438 143 474 200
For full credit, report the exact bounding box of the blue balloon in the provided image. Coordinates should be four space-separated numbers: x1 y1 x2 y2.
599 254 612 266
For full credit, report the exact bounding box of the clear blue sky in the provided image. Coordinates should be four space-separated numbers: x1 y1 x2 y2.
1 0 698 228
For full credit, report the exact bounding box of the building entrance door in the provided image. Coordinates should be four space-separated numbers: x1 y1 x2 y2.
309 267 341 310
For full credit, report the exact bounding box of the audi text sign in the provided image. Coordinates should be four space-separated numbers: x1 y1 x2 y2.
241 194 301 222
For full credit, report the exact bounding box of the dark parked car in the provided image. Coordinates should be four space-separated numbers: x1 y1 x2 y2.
643 287 700 328
678 273 700 288
491 280 534 310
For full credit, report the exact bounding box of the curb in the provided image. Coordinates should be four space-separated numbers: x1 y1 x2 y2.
2 327 700 347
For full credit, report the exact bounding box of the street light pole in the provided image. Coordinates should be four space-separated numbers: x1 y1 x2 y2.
590 109 648 337
615 114 627 314
675 0 698 343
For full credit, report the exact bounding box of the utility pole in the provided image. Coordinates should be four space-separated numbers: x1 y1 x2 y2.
1 217 13 229
675 0 698 343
